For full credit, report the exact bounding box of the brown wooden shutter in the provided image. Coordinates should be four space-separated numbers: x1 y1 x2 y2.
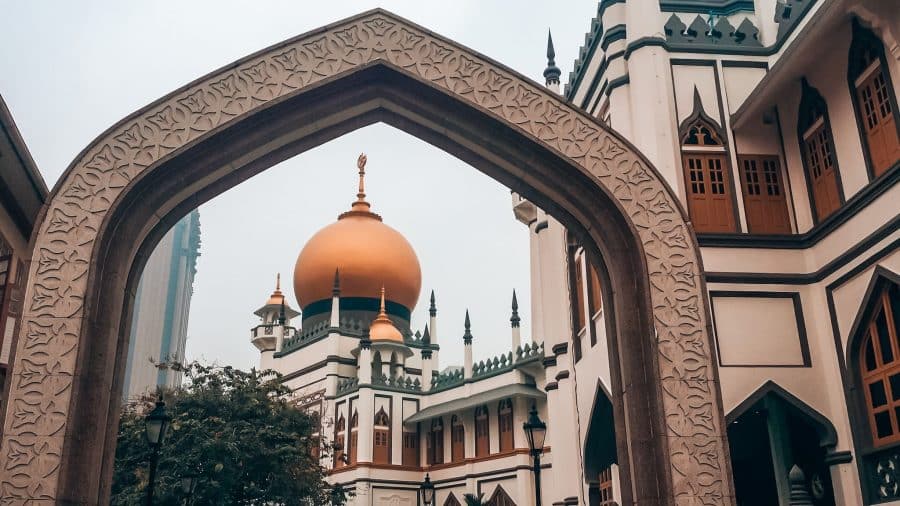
682 153 737 233
738 156 791 234
451 417 465 462
402 430 419 466
475 407 490 457
498 400 514 452
802 124 842 221
857 68 900 176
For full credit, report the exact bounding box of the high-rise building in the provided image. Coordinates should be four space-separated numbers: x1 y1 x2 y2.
122 210 201 400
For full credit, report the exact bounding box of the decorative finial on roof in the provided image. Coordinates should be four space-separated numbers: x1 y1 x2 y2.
543 29 561 86
429 290 437 317
510 290 521 328
276 272 281 291
463 310 473 345
422 323 431 344
333 268 341 296
379 285 387 315
343 153 378 219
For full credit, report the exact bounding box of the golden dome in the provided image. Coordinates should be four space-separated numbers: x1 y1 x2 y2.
368 287 404 343
292 154 422 311
266 273 288 306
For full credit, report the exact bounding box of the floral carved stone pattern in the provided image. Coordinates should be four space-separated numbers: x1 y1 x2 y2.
0 9 730 504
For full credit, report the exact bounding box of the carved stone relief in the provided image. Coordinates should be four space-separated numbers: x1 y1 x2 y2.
0 9 732 504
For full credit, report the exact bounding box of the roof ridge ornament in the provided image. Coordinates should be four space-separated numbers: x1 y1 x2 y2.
510 290 521 328
463 310 473 345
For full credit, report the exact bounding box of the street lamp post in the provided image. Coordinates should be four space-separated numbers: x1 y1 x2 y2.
420 473 435 506
144 396 172 506
523 404 547 506
180 473 199 505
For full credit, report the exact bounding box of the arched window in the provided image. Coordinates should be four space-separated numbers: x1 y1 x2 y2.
679 94 737 233
348 410 359 465
859 282 900 446
848 19 900 178
451 415 465 462
373 407 391 464
498 399 514 452
486 485 516 506
334 413 346 468
428 418 444 465
443 493 462 506
797 79 843 222
475 405 490 457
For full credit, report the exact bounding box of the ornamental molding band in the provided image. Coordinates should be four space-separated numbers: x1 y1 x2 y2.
0 9 733 504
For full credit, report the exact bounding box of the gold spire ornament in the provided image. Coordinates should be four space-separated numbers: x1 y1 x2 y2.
368 285 404 342
266 273 286 305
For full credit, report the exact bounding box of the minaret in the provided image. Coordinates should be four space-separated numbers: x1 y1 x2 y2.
543 30 562 93
330 268 341 329
463 310 473 379
429 290 439 369
510 290 522 353
421 323 433 390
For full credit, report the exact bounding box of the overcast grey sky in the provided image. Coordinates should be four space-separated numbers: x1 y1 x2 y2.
0 1 597 370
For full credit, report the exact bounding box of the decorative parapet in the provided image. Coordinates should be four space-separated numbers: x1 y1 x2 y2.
430 368 464 392
472 351 514 378
664 13 761 47
372 374 422 392
277 320 330 355
337 377 359 394
516 341 544 363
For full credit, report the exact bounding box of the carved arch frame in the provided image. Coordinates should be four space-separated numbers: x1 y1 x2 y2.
0 9 733 504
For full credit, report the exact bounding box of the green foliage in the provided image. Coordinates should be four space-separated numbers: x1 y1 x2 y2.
112 363 337 505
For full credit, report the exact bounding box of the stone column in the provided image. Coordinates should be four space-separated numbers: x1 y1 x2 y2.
357 388 374 464
549 344 584 505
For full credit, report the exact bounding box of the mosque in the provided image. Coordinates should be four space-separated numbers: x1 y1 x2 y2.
250 154 551 506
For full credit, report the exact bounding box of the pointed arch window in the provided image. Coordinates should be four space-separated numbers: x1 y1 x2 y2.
334 413 346 468
428 417 444 465
486 485 516 506
679 97 737 233
859 281 900 446
798 79 843 222
444 493 463 506
475 405 490 457
373 407 391 464
348 410 359 465
498 399 514 452
848 20 900 178
451 415 465 462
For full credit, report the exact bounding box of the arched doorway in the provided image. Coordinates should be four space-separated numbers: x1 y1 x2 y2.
726 381 839 505
0 9 732 504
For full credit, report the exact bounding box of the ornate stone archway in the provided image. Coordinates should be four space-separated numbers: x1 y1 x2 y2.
0 10 733 504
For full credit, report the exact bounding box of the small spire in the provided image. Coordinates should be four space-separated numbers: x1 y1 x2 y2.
276 273 281 291
429 290 437 317
543 29 561 85
379 285 387 315
333 268 341 296
422 323 431 344
510 290 521 328
278 299 286 325
349 153 371 212
463 310 473 344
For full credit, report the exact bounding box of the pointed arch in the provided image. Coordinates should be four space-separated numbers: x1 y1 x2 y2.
334 412 347 468
348 409 359 465
678 88 737 233
0 9 731 502
847 18 900 179
428 417 444 465
373 406 391 464
443 492 462 506
486 485 516 506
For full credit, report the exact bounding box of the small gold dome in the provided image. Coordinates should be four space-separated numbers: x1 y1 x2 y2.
292 155 422 311
368 287 404 343
266 273 287 306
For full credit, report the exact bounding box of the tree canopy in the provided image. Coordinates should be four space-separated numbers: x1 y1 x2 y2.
112 363 335 505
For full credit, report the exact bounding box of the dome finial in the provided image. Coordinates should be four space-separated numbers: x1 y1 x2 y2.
379 285 387 315
344 153 378 218
510 290 520 328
